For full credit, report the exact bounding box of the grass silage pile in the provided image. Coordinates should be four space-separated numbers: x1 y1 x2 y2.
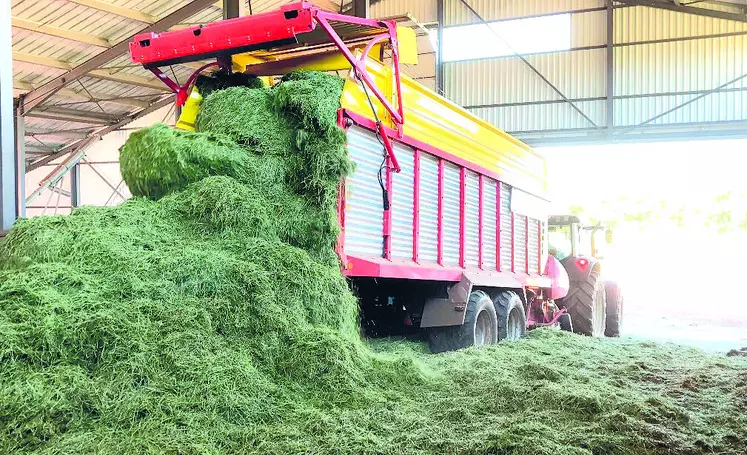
1 71 746 455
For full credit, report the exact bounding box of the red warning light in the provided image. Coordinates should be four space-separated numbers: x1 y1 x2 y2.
576 258 589 270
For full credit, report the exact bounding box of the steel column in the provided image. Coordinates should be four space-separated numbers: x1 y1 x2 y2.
1 1 17 232
14 108 25 219
606 0 614 135
223 0 240 19
352 0 370 18
435 0 444 95
70 163 81 207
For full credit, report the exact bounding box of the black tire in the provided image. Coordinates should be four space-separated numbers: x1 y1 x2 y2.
427 291 498 353
604 282 623 337
494 291 526 341
562 266 606 337
559 313 573 332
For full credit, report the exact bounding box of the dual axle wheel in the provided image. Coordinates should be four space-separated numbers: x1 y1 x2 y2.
428 290 526 353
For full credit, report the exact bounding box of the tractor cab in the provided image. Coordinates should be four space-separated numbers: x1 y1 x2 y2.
548 215 612 261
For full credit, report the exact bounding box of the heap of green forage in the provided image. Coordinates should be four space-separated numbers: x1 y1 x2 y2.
1 71 745 455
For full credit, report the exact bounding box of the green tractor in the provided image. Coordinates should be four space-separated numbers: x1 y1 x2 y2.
548 215 623 337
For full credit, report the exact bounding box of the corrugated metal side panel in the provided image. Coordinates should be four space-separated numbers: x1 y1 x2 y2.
345 126 384 258
391 144 415 260
445 49 607 107
464 171 480 268
615 92 747 127
499 182 512 271
615 5 747 44
371 0 438 23
615 34 747 126
470 100 606 134
514 214 528 274
482 179 498 271
528 217 540 274
442 162 461 266
418 153 440 264
445 0 604 26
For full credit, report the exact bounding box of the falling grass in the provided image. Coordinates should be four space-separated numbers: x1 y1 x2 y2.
1 72 746 455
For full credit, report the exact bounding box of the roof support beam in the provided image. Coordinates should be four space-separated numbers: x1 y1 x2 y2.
24 111 116 126
26 127 92 138
11 17 111 47
14 51 171 91
66 0 156 23
36 106 122 122
20 0 216 114
14 81 151 109
615 0 747 22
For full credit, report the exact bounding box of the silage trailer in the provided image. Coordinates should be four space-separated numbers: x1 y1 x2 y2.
129 1 616 351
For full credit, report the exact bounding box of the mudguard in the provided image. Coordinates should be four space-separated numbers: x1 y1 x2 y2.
544 255 570 300
560 255 600 283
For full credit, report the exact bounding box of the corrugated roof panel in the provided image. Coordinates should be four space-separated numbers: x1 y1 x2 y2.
13 29 98 65
445 0 604 26
14 62 68 86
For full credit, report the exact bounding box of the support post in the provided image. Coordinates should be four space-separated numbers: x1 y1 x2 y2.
352 0 370 18
606 0 614 137
1 1 17 232
223 0 240 19
70 163 81 208
14 107 25 219
435 0 444 95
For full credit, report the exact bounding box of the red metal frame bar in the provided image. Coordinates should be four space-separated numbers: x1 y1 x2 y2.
437 159 444 266
150 62 218 106
525 215 530 274
336 109 349 266
413 149 421 263
496 181 502 272
537 220 543 274
478 174 484 270
383 154 393 260
458 167 466 269
511 211 516 273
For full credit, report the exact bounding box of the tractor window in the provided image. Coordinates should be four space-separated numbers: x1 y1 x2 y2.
577 227 592 257
548 225 572 260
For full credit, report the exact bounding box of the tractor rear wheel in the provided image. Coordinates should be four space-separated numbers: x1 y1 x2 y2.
494 291 526 341
604 282 623 337
562 267 607 337
427 291 498 353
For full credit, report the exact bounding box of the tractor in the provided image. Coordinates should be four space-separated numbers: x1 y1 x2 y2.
548 215 623 337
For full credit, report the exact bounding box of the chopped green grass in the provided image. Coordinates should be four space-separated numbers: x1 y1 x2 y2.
1 72 745 455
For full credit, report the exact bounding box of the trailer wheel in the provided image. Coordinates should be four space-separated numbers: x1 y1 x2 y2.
494 291 526 341
427 291 497 353
604 282 623 337
562 267 606 337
